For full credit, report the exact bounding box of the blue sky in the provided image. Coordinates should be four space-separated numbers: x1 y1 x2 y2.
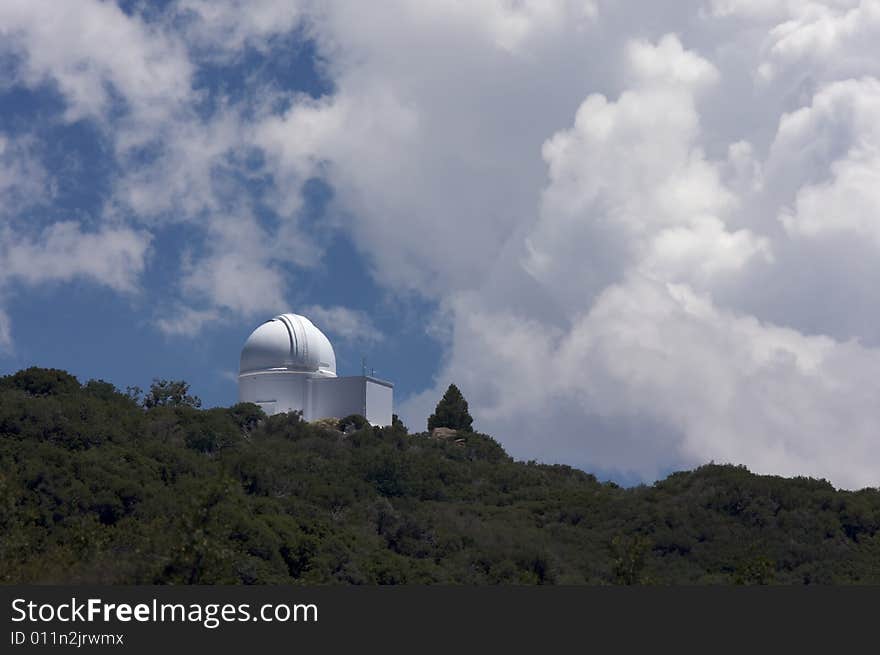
3 1 880 489
0 5 440 421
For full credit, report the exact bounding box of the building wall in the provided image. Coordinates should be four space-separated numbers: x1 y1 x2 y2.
238 371 309 415
364 378 393 427
307 376 366 422
239 372 394 426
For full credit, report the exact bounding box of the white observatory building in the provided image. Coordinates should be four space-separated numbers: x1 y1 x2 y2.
238 313 393 426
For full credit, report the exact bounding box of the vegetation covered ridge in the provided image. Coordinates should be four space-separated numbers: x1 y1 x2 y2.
1 366 879 585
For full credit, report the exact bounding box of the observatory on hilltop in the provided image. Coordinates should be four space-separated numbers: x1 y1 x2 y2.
238 313 393 426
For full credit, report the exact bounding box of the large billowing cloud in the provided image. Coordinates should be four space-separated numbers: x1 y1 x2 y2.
280 1 880 488
2 0 880 487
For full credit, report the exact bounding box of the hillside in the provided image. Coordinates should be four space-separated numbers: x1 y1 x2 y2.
1 367 879 585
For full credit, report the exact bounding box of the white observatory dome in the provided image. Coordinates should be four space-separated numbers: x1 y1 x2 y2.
239 313 336 377
238 311 392 424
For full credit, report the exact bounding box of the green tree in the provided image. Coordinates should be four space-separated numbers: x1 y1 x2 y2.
338 414 370 432
228 402 266 432
733 555 776 585
1 367 80 396
143 379 201 409
427 384 473 432
611 535 652 585
391 414 408 434
125 385 143 404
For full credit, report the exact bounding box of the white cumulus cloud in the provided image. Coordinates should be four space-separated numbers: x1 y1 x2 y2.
5 1 880 489
301 304 384 344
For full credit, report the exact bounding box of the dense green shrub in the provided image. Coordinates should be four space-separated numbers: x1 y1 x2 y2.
1 367 879 585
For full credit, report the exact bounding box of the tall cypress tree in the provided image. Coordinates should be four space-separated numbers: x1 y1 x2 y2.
427 383 473 432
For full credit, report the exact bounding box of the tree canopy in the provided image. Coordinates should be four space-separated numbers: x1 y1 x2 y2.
427 383 473 432
142 378 202 409
2 367 880 585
